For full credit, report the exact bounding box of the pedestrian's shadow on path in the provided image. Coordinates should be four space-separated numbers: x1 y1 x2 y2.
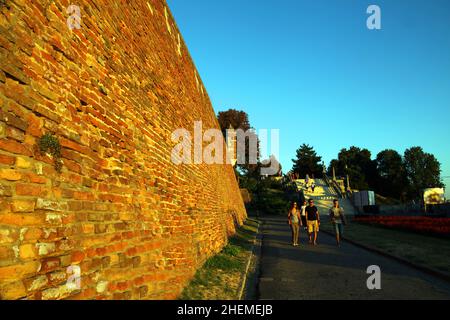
260 216 413 278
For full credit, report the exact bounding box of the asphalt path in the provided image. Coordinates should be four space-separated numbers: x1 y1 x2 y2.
257 214 450 300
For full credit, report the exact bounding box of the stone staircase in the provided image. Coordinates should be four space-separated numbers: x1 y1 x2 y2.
294 178 357 217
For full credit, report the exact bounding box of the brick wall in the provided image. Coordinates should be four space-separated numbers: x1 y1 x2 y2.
0 0 246 299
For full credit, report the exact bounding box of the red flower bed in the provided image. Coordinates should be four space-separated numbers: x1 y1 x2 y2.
353 216 450 236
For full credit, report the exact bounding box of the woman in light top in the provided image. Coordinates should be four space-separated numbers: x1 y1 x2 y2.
288 202 302 246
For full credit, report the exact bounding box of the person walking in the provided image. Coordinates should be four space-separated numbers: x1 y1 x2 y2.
306 199 320 245
300 200 307 230
288 202 302 246
311 182 316 193
329 199 347 247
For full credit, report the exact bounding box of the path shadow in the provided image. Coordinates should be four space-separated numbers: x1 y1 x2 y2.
259 215 429 279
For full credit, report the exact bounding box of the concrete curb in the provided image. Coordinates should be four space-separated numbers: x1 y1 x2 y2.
320 229 450 284
238 218 261 300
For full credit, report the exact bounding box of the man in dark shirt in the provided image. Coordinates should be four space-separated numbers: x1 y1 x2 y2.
305 199 320 245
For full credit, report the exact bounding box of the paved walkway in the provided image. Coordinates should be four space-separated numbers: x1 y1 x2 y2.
258 215 450 299
258 178 450 299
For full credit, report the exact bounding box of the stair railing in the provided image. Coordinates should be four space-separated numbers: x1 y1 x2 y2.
323 174 344 199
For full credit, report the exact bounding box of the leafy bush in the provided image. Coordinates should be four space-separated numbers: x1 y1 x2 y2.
222 244 241 257
37 133 63 172
262 178 283 190
254 189 290 215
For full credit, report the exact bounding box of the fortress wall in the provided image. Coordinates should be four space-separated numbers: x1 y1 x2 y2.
0 0 246 299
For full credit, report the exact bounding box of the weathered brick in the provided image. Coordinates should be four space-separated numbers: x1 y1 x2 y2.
36 198 68 211
71 251 85 263
132 256 141 268
0 122 6 138
0 109 28 131
24 275 48 291
59 255 72 268
67 200 83 211
0 227 19 244
27 172 47 184
19 243 37 259
39 257 60 273
101 256 111 268
41 284 76 300
15 157 31 169
6 126 25 142
21 228 43 241
0 245 16 262
0 153 15 165
0 169 22 181
0 280 27 300
0 184 13 197
81 223 95 234
26 114 43 137
96 280 108 294
34 163 43 175
0 212 44 226
94 224 107 234
139 285 148 298
47 271 67 285
0 261 41 280
35 242 56 256
0 138 32 156
11 199 35 212
44 213 61 226
16 183 47 197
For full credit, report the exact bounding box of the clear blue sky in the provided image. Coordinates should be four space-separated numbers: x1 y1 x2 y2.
167 0 450 198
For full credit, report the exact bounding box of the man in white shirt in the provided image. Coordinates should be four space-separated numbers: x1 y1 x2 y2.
300 200 307 230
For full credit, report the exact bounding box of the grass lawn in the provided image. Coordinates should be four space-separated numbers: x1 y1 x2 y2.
179 217 259 300
320 218 450 276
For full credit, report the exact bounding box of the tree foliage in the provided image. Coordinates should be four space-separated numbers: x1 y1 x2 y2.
403 147 443 199
217 109 259 176
292 144 323 178
217 109 250 135
328 146 377 190
326 146 443 201
375 149 408 199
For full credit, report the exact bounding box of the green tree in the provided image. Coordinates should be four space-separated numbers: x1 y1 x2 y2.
327 159 340 178
292 144 323 178
217 109 251 135
328 146 378 190
403 147 443 199
375 149 408 199
217 109 259 177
